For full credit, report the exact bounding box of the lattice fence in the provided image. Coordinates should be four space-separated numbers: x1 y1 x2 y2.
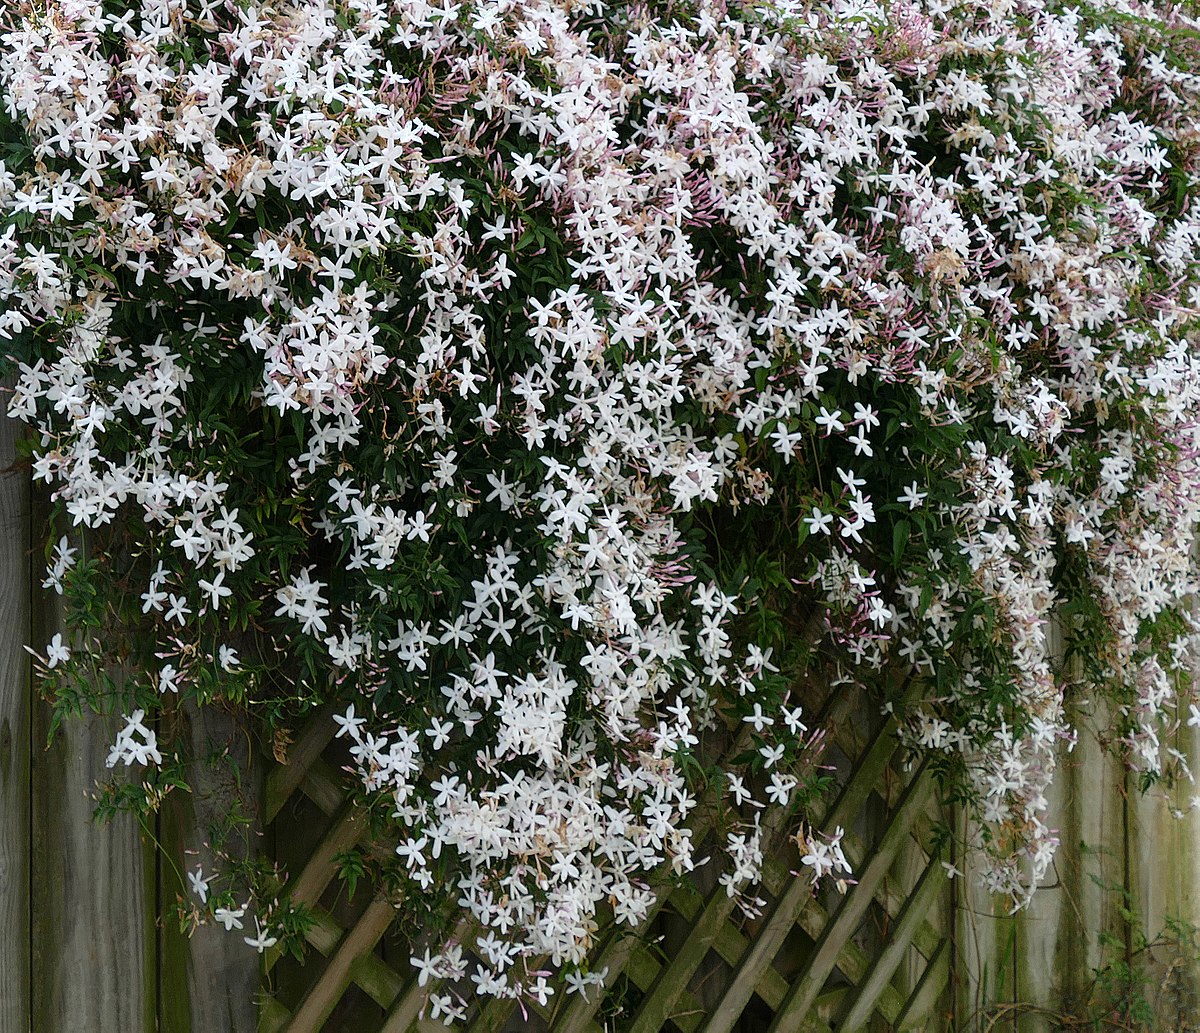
256 685 953 1033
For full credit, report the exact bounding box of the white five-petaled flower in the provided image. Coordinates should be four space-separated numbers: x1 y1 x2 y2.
898 482 928 509
188 867 209 904
803 507 833 535
46 633 70 668
214 905 245 930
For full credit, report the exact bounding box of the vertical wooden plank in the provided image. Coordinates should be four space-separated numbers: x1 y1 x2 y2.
29 521 154 1033
1019 705 1128 1032
1168 720 1200 1010
956 699 1144 1032
955 807 1017 1031
0 402 30 1033
1127 717 1200 1023
161 703 263 1033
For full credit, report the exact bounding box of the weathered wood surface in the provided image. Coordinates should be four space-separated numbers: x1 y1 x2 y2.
955 700 1200 1032
162 703 263 1033
0 389 30 1033
954 608 1200 1029
8 404 261 1033
29 579 154 1033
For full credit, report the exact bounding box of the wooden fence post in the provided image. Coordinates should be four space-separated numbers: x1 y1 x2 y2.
0 395 31 1033
28 523 155 1033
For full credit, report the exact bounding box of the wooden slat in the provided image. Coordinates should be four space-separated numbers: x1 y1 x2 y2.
28 487 154 1033
618 938 730 1033
269 897 404 1012
283 897 395 1032
299 906 345 955
465 983 522 1033
805 811 948 978
767 764 935 1033
264 706 337 822
789 890 908 1025
378 980 461 1033
379 980 456 1033
258 994 294 1033
836 852 947 1030
348 946 406 1010
625 773 807 1033
30 655 155 1030
286 805 363 907
667 881 792 1009
766 793 949 1028
626 881 742 1033
265 804 363 974
299 754 347 816
695 717 905 1033
897 936 950 1030
377 917 474 1033
0 401 29 1033
550 917 659 1033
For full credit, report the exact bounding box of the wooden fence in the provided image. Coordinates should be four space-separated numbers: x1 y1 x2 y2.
1 407 1199 1033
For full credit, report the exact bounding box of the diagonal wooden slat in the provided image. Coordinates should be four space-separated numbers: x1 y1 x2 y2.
694 716 906 1033
348 949 407 1011
766 763 935 1033
667 880 792 1009
377 917 475 1033
810 812 947 974
625 948 710 1033
258 994 293 1033
761 793 949 983
626 880 742 1033
282 898 396 1033
263 735 417 1028
287 807 365 908
625 775 807 1033
264 804 363 974
835 850 947 1031
550 911 662 1033
551 685 878 1033
265 706 338 822
896 935 950 1031
298 754 348 816
758 856 911 1026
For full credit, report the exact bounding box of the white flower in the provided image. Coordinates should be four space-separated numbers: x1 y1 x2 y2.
188 867 210 904
814 406 845 435
244 917 278 953
410 948 439 988
333 704 365 740
214 906 245 931
46 633 70 668
274 567 330 635
198 571 231 609
803 507 833 535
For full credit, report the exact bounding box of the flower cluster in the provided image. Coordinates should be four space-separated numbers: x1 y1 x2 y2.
6 0 1200 1013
